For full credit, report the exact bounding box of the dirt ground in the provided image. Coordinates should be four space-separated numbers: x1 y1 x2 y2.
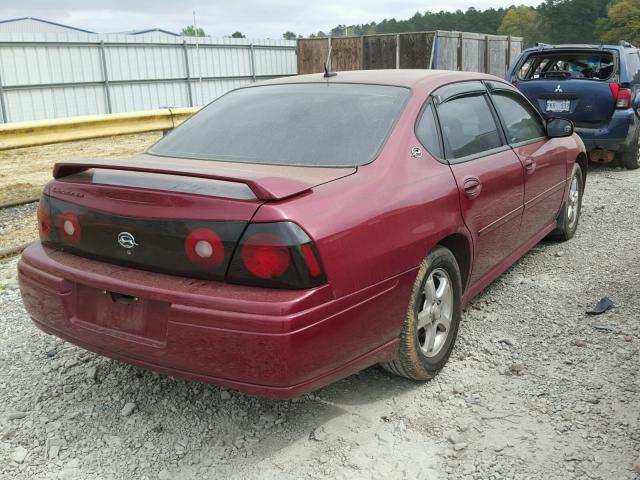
0 164 639 480
0 133 161 249
0 133 161 205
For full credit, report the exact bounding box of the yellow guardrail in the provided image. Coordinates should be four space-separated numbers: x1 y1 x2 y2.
0 107 200 151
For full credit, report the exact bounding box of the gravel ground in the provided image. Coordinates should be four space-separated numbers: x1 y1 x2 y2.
0 165 638 480
0 203 38 250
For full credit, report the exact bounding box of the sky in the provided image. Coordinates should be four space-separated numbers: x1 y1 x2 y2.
0 1 544 39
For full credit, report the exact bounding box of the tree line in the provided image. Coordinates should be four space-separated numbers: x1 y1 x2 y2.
180 0 640 48
297 0 640 48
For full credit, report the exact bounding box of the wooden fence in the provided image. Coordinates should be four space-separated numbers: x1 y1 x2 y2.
298 31 523 78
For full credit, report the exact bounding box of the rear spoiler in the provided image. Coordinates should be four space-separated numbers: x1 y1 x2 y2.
53 159 313 202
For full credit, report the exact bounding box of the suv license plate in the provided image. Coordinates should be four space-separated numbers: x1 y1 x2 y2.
546 99 570 112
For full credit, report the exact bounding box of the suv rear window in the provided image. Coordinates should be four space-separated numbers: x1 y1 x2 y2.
148 83 410 167
517 51 615 81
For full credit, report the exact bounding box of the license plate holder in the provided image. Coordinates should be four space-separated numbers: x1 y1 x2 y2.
74 284 169 344
546 99 571 113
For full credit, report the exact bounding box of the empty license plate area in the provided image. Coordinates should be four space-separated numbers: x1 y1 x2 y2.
74 284 169 344
546 99 571 112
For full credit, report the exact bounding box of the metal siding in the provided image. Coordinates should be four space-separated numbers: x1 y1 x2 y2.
0 33 296 122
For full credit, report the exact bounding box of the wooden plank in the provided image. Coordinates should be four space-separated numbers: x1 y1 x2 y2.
363 35 397 70
398 32 434 69
331 36 363 72
297 38 330 75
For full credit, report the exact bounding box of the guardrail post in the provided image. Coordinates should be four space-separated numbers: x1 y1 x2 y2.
249 44 257 82
98 40 113 114
395 34 400 69
183 40 194 107
0 69 7 123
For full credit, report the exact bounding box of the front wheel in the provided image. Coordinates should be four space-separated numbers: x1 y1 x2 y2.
549 164 583 241
381 246 462 380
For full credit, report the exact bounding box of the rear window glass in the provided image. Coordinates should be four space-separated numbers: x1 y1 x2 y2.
148 83 410 167
517 51 615 81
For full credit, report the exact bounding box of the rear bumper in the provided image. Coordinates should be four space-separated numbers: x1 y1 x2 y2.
18 243 412 399
574 108 637 151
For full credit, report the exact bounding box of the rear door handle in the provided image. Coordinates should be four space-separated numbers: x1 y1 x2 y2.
524 157 536 174
462 176 482 199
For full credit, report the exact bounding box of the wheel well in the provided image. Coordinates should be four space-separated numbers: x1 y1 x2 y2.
576 152 588 188
437 234 471 292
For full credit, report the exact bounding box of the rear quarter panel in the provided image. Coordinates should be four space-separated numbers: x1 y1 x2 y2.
252 91 468 300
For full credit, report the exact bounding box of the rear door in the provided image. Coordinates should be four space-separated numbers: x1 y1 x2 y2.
513 49 618 126
488 85 567 244
433 82 525 284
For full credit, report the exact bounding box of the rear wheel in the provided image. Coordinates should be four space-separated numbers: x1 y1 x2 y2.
620 128 640 170
549 164 583 241
381 246 462 380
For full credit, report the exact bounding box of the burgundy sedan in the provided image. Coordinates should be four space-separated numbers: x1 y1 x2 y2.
18 70 586 399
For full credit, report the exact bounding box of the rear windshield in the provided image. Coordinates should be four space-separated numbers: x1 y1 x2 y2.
517 51 616 81
148 83 410 167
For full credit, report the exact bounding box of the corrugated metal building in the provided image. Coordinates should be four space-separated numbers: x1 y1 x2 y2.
0 31 297 123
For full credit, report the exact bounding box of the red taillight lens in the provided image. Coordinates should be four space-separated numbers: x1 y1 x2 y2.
241 233 291 279
227 222 326 289
185 228 225 267
57 211 80 244
37 202 51 240
610 83 632 108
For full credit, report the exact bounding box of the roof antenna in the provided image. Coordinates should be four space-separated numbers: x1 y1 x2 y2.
324 46 337 78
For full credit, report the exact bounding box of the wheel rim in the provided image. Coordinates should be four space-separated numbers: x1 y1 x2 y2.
416 268 454 358
566 175 580 229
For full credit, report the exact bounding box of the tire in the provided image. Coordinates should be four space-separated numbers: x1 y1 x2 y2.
381 246 462 381
620 127 640 170
549 163 583 241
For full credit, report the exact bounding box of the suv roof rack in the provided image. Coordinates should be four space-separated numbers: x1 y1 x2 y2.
619 40 637 48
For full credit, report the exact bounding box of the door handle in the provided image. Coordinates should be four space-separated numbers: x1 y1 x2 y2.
524 157 536 174
462 176 482 199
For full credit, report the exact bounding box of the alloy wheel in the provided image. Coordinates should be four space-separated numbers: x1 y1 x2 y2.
416 268 454 358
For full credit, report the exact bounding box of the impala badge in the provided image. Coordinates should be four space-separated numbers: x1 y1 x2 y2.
117 232 138 249
554 84 563 93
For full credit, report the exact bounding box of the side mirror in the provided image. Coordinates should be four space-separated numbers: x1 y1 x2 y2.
546 118 574 138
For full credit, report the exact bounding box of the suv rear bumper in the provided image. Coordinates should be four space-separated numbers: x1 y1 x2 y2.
574 108 637 151
18 243 412 399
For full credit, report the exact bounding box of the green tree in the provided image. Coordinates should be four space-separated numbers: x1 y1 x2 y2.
498 6 546 47
231 31 246 38
537 0 609 43
181 25 206 37
282 31 298 40
599 0 640 45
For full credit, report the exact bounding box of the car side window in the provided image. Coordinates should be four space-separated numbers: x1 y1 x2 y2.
627 51 640 83
436 94 502 160
491 92 545 144
415 102 442 157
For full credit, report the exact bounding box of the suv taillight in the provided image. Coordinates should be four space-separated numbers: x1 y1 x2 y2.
227 222 326 289
610 83 632 108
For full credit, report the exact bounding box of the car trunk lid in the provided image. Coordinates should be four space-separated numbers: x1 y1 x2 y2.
41 155 355 280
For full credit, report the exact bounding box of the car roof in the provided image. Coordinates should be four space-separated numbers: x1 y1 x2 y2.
521 44 633 54
257 69 509 90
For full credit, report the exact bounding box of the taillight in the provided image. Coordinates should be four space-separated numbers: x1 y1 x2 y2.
37 201 51 240
58 211 81 244
227 222 326 289
610 83 632 108
185 228 225 267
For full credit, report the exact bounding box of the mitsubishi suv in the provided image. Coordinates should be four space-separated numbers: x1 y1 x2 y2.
507 42 640 169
